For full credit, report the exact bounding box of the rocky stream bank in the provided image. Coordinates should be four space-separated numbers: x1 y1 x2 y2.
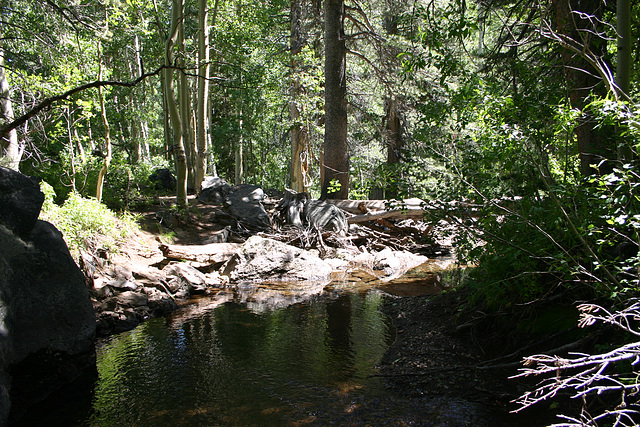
0 168 555 425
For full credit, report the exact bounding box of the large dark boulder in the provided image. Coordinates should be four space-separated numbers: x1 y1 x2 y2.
4 221 95 360
198 176 232 205
226 184 272 232
0 166 44 238
149 168 176 191
0 168 95 424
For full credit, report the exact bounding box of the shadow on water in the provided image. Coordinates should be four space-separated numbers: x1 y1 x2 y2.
14 257 537 426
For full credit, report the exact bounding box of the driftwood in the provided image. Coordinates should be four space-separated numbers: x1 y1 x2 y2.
320 198 448 256
326 198 427 215
347 208 427 224
160 242 240 264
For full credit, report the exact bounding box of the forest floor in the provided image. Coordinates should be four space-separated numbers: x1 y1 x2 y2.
108 196 562 426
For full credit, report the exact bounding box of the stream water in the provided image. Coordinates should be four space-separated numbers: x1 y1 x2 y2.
15 258 520 426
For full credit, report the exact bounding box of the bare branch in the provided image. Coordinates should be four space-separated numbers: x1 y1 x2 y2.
511 302 640 425
0 65 166 141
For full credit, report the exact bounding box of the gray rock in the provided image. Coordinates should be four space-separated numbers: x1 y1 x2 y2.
0 166 44 237
0 219 95 424
149 168 176 191
372 247 429 281
163 262 208 295
226 184 272 231
198 177 231 205
106 278 138 291
115 291 149 308
222 236 333 283
2 220 95 362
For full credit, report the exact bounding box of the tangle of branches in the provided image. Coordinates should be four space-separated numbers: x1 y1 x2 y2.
511 301 640 427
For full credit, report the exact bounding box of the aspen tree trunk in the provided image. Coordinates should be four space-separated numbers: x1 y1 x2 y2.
132 34 150 163
290 0 310 193
321 0 349 200
96 41 112 202
165 0 188 208
66 107 77 191
235 115 244 185
234 1 244 186
195 0 217 192
177 17 196 191
0 48 22 170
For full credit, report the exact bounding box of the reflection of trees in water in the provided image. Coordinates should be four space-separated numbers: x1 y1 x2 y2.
90 290 391 424
326 293 353 371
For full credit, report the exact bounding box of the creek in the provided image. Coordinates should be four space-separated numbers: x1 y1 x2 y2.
15 257 518 426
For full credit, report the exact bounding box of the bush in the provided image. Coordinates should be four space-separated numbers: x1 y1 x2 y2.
39 181 139 260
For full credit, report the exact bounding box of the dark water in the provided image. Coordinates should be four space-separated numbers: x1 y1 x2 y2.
16 259 514 426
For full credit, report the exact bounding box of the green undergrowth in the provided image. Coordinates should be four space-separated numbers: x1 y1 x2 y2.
39 181 139 261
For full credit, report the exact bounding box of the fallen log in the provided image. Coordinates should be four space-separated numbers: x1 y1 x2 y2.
346 209 426 224
160 242 241 264
326 198 427 214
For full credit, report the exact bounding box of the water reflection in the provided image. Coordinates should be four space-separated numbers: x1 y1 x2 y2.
16 258 484 426
83 291 392 426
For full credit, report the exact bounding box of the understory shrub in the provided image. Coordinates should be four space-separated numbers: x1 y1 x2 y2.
39 181 139 260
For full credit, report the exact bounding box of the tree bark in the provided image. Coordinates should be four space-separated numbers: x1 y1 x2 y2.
0 47 22 170
235 114 244 185
553 0 614 176
322 0 349 200
290 0 310 193
196 0 217 192
164 0 188 208
96 41 112 202
616 0 631 98
177 16 196 191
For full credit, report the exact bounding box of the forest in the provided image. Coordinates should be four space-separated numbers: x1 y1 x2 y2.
1 0 640 425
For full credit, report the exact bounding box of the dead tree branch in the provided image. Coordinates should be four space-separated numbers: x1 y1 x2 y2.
511 301 640 426
0 65 166 141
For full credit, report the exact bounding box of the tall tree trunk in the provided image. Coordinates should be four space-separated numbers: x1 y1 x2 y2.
235 2 245 186
165 0 188 208
132 34 150 163
196 0 217 192
381 1 403 199
235 114 244 185
553 0 614 176
65 107 77 191
290 0 310 193
0 47 22 170
96 41 112 202
159 70 172 161
322 0 349 200
153 0 173 162
384 96 403 164
178 18 196 191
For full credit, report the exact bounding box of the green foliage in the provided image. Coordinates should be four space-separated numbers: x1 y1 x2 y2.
349 153 452 201
100 156 172 211
39 181 139 260
452 98 640 309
